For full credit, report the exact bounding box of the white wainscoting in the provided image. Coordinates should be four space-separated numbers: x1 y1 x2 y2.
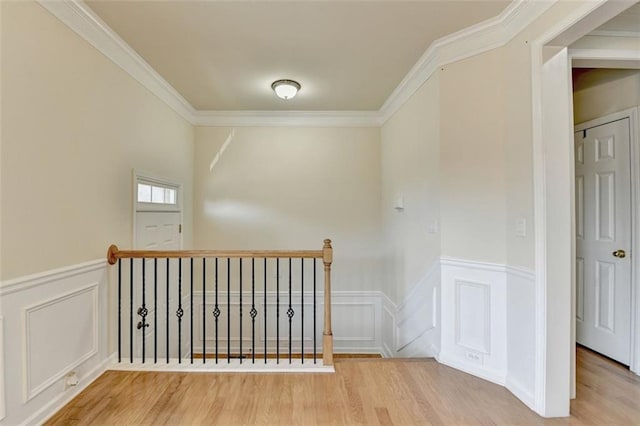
0 316 5 422
505 266 536 410
0 260 109 425
190 291 383 355
382 261 441 358
440 257 508 385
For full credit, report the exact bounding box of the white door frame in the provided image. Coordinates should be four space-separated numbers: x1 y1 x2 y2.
132 170 183 250
530 0 640 418
574 107 639 367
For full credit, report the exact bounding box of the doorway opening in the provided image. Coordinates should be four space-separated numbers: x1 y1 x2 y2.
532 0 640 417
133 171 183 251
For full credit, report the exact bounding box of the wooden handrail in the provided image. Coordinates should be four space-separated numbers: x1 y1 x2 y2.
107 245 323 265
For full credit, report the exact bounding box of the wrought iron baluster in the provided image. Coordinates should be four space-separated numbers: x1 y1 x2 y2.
227 257 230 364
301 258 304 364
154 258 158 364
214 258 219 363
166 258 170 364
130 258 133 364
239 258 243 364
313 258 317 364
251 258 256 364
118 259 122 363
177 258 183 363
288 258 293 364
190 258 194 364
202 258 206 364
141 259 147 363
264 258 267 364
276 258 280 364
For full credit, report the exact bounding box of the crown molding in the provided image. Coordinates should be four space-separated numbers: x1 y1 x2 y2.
589 30 640 38
378 0 555 123
192 110 383 127
37 0 196 122
38 0 555 128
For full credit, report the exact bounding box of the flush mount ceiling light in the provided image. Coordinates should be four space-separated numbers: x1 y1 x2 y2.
271 79 301 100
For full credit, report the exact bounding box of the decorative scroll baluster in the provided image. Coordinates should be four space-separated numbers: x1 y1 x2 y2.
118 259 122 363
214 258 220 363
239 258 243 364
287 258 294 364
313 258 317 364
251 258 257 364
276 258 280 364
202 258 206 364
140 259 147 363
177 258 183 363
154 258 158 364
190 258 194 364
264 258 267 364
130 258 133 364
227 257 230 364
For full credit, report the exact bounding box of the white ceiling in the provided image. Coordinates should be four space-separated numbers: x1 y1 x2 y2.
85 1 510 112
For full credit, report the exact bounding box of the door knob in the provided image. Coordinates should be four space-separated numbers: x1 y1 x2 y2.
612 249 626 258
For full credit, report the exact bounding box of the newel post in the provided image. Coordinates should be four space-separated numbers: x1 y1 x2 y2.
322 239 333 366
107 244 119 265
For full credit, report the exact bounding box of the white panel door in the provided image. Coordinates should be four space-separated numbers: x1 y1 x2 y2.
575 118 632 365
132 212 182 360
136 212 181 251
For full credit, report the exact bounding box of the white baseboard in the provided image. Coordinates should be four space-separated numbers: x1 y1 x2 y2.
108 358 334 374
438 351 506 386
24 354 114 426
506 374 536 411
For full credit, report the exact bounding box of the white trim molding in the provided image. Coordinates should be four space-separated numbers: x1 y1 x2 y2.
22 283 100 402
37 0 196 123
530 0 637 417
378 0 554 123
38 0 554 127
0 259 106 296
0 316 5 422
0 260 109 425
440 257 508 386
191 110 383 128
381 260 441 358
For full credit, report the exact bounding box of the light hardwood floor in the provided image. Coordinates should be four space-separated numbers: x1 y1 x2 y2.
46 347 640 425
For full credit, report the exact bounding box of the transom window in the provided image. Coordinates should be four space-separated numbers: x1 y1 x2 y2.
135 173 181 212
137 183 176 205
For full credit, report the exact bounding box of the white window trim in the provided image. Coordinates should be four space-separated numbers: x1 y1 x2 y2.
134 171 182 213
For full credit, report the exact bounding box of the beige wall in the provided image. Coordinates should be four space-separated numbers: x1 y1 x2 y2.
380 73 440 304
193 126 382 292
439 48 507 264
573 69 640 124
1 2 194 280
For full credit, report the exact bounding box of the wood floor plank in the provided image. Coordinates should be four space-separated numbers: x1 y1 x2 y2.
45 347 640 425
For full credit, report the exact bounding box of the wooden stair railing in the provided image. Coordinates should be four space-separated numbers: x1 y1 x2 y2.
107 239 333 367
